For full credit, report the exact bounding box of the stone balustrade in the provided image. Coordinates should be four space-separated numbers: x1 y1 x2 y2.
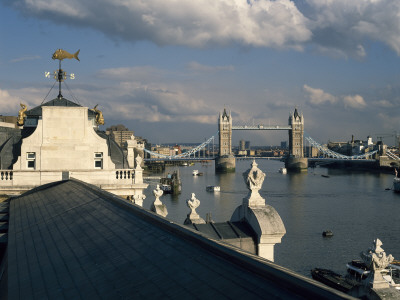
0 169 137 186
0 169 147 197
0 171 13 181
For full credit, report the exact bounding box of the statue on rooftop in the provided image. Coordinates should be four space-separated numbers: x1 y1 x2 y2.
361 238 394 272
184 193 205 225
151 185 168 217
244 160 265 192
17 103 27 126
360 238 394 289
242 160 266 207
93 104 105 125
135 154 143 169
153 184 163 205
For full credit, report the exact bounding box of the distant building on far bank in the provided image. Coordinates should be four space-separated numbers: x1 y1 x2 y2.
106 124 134 149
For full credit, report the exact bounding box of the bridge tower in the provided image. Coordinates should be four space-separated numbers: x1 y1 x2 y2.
215 108 235 173
286 108 308 171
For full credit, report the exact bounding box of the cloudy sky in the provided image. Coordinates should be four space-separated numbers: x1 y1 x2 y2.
1 0 400 146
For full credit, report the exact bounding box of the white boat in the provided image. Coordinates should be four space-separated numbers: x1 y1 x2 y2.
159 184 172 194
279 167 287 174
192 170 199 176
206 185 220 192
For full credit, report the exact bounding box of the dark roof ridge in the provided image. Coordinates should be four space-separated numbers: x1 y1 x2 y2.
57 179 352 299
26 97 95 117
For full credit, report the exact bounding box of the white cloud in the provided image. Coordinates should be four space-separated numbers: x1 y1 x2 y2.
303 84 337 105
305 0 400 57
7 0 400 57
7 0 311 49
304 85 367 110
373 99 394 108
343 94 366 109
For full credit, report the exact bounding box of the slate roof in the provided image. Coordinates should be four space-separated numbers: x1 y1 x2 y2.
26 97 96 117
5 180 352 300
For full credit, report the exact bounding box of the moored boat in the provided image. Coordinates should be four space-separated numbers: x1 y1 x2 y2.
311 268 358 293
311 239 400 297
279 167 287 174
160 184 172 194
206 185 220 192
160 170 181 195
192 170 203 176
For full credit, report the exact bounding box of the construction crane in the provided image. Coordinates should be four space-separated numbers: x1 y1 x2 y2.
375 132 400 147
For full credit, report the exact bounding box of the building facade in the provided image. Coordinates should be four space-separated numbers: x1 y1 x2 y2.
0 97 147 203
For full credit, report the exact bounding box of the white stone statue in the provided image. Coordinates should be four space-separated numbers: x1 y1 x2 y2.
150 185 168 217
187 193 200 212
242 160 266 207
360 238 394 289
153 184 163 205
361 239 394 271
184 193 205 225
135 154 143 170
244 160 265 191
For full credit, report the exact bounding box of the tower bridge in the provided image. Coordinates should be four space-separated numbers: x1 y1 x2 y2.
215 108 307 172
144 107 386 173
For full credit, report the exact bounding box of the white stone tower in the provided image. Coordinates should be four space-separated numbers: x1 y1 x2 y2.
288 108 304 158
215 108 235 172
218 108 232 156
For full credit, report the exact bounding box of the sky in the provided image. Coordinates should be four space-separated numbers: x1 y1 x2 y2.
1 0 400 147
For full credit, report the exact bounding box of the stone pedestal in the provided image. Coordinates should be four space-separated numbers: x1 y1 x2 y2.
230 160 286 261
134 155 143 184
215 155 236 173
231 205 286 261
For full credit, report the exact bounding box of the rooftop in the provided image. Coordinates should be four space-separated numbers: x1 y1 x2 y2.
26 97 96 117
3 179 352 299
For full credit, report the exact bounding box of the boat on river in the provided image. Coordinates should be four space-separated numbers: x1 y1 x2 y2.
311 239 400 296
192 170 203 176
206 185 220 192
160 184 172 194
160 170 181 195
279 167 287 174
311 268 358 293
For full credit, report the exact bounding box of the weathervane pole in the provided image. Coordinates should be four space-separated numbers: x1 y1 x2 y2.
58 60 63 99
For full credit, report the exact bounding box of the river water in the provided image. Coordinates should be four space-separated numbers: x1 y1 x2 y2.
143 159 400 278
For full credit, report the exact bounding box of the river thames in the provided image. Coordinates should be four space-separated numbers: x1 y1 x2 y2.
143 159 400 278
